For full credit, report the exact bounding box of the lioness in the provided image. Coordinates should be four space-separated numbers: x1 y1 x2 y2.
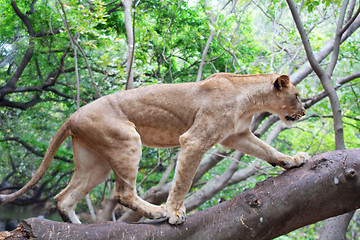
0 73 308 224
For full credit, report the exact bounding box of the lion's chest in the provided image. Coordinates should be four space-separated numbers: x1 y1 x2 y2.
136 126 185 148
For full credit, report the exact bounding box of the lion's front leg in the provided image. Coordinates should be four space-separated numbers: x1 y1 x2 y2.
165 131 215 225
221 130 308 169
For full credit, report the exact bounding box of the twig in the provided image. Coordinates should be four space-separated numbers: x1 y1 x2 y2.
56 0 101 99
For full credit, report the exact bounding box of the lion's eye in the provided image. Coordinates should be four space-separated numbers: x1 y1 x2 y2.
295 94 300 101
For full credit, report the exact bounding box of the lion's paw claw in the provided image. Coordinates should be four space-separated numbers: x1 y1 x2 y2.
166 204 186 225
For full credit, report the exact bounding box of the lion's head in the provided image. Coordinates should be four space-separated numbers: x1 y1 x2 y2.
272 75 306 125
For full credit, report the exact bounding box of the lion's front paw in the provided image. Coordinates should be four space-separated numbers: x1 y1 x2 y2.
166 204 186 225
293 152 309 166
279 152 309 169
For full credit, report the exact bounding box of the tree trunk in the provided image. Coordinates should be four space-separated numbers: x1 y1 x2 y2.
2 148 360 240
123 0 135 90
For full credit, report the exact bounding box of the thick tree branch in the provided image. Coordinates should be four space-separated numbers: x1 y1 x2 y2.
4 148 360 240
0 38 34 95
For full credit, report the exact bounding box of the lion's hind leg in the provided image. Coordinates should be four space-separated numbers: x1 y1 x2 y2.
106 126 166 220
54 139 111 223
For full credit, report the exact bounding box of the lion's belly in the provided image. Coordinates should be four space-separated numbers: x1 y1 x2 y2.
137 126 183 148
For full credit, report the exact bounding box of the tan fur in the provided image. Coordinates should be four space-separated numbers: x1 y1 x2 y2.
0 73 308 224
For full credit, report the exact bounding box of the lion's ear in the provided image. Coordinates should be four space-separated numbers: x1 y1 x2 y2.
274 75 290 91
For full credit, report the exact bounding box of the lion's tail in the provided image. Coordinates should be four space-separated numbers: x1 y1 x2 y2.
0 120 71 204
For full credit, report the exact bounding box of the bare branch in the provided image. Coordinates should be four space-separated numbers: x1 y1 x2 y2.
326 0 350 76
196 0 217 82
184 153 241 211
340 4 360 35
290 14 360 85
123 0 135 90
286 0 345 150
56 0 101 99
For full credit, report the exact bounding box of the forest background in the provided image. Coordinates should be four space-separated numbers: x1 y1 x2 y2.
0 0 359 239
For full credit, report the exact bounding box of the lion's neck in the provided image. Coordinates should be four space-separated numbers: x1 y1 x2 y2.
233 80 275 114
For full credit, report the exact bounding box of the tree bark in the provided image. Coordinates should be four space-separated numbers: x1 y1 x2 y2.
3 148 360 240
123 0 135 90
319 211 355 240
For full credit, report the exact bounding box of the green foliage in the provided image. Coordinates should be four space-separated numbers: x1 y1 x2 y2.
0 0 359 237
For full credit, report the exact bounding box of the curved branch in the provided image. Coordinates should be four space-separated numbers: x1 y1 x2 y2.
303 72 360 109
0 38 34 96
0 94 51 110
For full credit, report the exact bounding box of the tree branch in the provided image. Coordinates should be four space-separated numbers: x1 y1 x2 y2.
340 3 360 35
326 0 349 76
0 95 58 110
123 0 135 90
184 153 241 211
286 0 345 150
196 0 217 82
10 1 36 37
290 13 360 85
4 148 360 240
56 0 101 99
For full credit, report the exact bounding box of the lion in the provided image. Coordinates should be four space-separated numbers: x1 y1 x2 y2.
0 73 308 225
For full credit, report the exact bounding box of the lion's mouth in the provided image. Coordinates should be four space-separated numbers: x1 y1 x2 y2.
285 112 305 121
284 109 305 123
285 115 296 121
